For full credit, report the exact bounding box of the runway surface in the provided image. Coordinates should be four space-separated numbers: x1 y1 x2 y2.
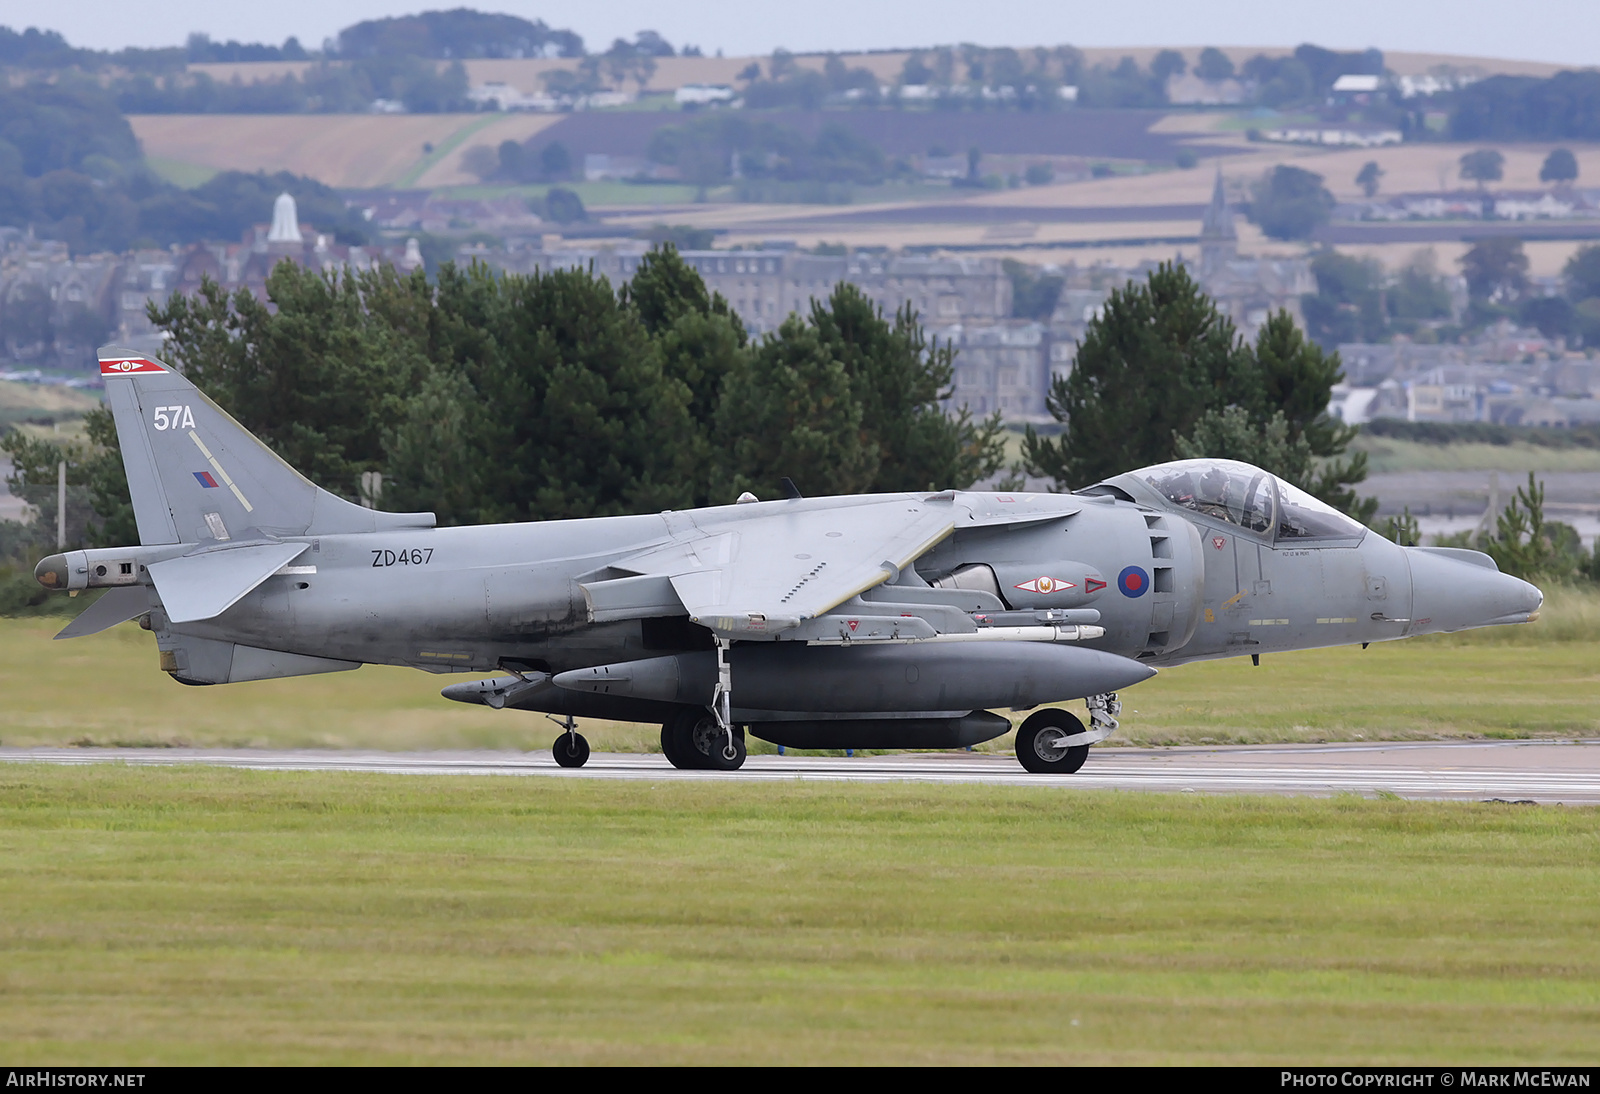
5 739 1600 803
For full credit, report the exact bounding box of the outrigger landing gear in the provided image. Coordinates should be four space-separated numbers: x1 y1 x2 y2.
548 713 590 768
660 638 747 771
1014 693 1121 774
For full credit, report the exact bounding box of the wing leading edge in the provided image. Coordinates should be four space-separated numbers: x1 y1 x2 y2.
609 497 958 639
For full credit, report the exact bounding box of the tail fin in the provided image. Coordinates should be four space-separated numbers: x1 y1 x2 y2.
98 345 434 544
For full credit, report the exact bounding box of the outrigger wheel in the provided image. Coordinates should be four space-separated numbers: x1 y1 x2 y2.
661 709 747 771
552 731 591 768
1015 708 1091 774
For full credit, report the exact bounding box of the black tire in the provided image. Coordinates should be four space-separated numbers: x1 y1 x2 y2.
664 709 746 771
552 731 590 768
701 724 746 771
661 717 695 769
1015 709 1090 774
662 709 711 770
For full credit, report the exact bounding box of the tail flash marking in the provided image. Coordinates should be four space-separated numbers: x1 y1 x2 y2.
187 430 254 512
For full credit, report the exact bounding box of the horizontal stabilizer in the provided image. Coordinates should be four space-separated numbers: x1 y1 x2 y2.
147 541 307 624
54 585 152 640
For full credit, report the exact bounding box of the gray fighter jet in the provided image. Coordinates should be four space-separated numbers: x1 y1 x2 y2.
35 347 1544 773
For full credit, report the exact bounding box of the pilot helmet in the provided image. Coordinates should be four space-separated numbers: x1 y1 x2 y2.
1197 466 1229 502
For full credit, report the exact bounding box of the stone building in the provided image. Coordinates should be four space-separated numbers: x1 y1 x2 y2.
1194 171 1315 343
173 193 422 306
0 231 122 369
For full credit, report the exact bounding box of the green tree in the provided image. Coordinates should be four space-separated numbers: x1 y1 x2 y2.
385 261 699 524
1540 148 1578 185
1564 244 1600 302
1195 47 1234 82
1250 166 1334 241
1003 258 1064 320
1174 406 1312 485
1460 148 1505 188
542 187 586 224
1024 267 1370 517
1460 236 1529 302
1150 50 1187 83
807 283 1004 493
715 314 877 501
1021 263 1249 489
1301 250 1388 347
1356 160 1383 198
1242 312 1373 520
149 262 433 498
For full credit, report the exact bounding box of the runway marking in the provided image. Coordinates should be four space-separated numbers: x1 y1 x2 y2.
5 741 1600 803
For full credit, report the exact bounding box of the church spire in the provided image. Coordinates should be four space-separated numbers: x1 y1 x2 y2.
1199 168 1236 277
1200 169 1235 242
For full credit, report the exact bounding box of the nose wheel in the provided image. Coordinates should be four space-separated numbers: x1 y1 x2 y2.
1015 709 1090 774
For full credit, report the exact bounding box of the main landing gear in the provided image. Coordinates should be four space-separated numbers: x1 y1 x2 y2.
1014 693 1120 774
661 708 747 771
549 714 591 768
661 637 748 771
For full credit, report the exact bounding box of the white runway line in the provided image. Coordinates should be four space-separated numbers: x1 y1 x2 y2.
5 740 1600 803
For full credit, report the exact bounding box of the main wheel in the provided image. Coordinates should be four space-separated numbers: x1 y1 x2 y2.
1015 709 1090 774
552 731 590 768
697 722 746 771
663 709 746 770
660 719 692 769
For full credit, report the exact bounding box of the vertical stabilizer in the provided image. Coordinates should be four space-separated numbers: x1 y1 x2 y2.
97 346 434 544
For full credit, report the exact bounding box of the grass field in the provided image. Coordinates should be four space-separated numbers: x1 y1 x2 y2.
0 766 1596 1063
2 585 1597 752
1352 435 1600 474
0 381 101 431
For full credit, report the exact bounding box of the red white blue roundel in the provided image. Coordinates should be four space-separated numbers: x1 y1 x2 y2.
1118 565 1149 598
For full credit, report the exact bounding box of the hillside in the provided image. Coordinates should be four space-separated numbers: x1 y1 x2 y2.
185 46 1575 96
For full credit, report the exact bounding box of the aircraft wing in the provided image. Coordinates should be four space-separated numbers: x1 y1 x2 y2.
610 497 957 639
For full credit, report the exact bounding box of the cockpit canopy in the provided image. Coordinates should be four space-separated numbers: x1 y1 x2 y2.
1102 459 1367 544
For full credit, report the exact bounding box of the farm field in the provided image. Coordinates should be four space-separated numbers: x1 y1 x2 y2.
128 113 564 190
2 583 1596 753
0 381 101 431
185 47 1566 98
0 765 1596 1063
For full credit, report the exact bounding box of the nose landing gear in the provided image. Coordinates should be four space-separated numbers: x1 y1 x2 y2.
1014 693 1120 774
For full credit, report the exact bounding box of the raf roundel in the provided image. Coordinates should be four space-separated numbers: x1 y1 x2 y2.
1117 565 1149 598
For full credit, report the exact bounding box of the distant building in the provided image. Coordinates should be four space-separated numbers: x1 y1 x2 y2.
1195 172 1315 343
674 84 736 106
1165 74 1247 105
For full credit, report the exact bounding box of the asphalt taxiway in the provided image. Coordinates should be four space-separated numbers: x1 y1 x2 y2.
5 739 1600 803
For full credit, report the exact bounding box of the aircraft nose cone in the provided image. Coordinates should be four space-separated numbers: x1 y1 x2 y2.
1405 547 1543 634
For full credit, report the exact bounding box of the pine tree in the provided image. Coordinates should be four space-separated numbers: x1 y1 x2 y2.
807 284 1004 492
716 314 878 499
1022 263 1248 488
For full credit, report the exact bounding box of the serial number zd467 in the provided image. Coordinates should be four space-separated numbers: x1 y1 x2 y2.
372 548 434 567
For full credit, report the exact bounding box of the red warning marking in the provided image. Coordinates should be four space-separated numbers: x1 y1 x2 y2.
99 357 167 375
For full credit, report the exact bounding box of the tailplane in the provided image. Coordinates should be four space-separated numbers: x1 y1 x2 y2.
98 345 433 544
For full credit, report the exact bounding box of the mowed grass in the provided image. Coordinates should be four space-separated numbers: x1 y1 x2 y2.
1351 434 1600 474
0 766 1596 1064
3 587 1598 751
